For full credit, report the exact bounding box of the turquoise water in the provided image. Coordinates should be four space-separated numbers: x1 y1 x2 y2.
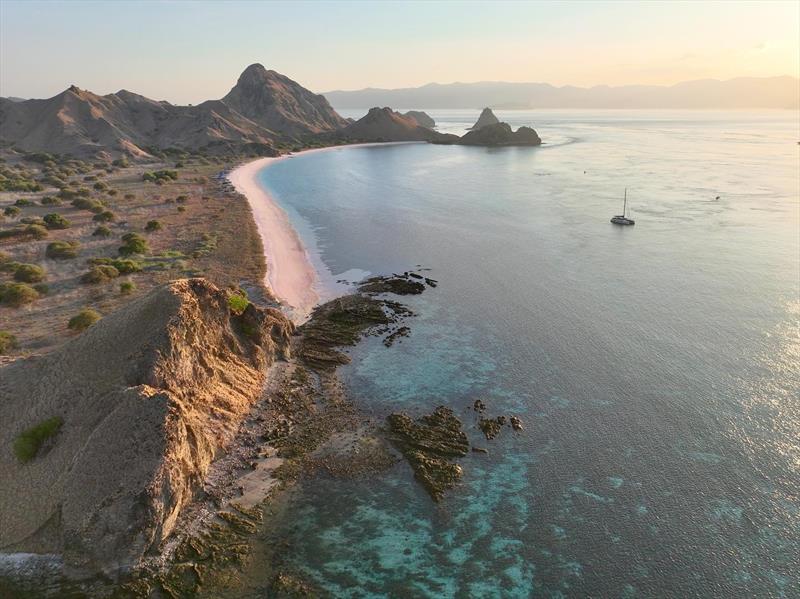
256 110 799 597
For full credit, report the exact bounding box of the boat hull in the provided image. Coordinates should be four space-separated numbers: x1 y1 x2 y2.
610 216 635 225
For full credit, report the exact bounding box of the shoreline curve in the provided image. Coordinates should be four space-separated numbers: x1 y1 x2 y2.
228 142 420 322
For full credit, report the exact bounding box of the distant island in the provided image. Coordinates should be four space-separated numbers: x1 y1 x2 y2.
434 108 542 147
324 76 800 110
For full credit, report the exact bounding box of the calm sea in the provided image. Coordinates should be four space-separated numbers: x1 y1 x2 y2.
251 110 799 597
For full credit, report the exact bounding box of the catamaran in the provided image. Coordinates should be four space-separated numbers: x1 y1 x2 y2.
611 189 635 225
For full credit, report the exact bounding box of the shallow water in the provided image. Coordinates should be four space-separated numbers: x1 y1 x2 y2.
254 110 799 597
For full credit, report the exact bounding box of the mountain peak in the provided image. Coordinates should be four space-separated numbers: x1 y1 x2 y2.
222 65 347 135
238 63 269 82
469 107 500 130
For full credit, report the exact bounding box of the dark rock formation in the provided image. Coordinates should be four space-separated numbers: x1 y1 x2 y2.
469 107 500 130
299 270 434 369
299 294 392 370
338 107 457 143
458 122 542 147
403 110 436 128
478 416 506 440
358 272 428 295
386 407 469 501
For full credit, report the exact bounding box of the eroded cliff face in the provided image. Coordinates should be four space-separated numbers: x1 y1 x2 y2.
0 279 293 575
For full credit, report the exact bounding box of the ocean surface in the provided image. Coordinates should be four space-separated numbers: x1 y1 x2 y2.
252 110 799 597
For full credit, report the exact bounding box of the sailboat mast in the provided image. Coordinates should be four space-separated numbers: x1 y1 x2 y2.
623 188 627 217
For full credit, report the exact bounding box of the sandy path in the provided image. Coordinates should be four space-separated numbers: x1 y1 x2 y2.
228 143 419 321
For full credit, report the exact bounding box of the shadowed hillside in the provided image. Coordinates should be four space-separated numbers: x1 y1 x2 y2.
0 64 345 160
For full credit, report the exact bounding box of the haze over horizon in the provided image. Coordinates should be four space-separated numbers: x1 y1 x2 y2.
1 0 798 104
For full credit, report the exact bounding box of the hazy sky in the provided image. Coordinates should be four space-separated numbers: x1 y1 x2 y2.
1 0 798 104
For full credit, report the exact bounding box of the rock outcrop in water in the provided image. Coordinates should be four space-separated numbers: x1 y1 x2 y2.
469 107 500 130
298 272 436 369
386 407 469 502
0 279 293 574
457 122 542 147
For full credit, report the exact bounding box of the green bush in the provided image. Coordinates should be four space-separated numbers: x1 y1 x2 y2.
81 265 120 284
228 289 249 314
92 225 113 237
175 195 188 203
177 206 186 213
40 196 62 206
3 206 20 217
71 197 104 212
0 283 39 307
0 331 19 354
24 152 56 164
89 257 143 273
112 158 129 168
120 280 136 294
43 213 70 230
46 240 80 259
13 263 45 283
144 220 162 232
142 169 179 183
68 308 101 331
92 210 115 223
0 260 19 274
25 224 48 240
14 198 34 207
93 181 109 191
13 417 63 462
0 250 9 263
33 282 49 295
119 233 148 256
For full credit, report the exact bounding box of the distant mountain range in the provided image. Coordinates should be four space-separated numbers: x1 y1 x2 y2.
325 77 799 110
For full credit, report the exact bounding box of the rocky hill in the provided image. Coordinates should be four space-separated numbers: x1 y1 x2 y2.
338 107 456 143
0 64 345 160
0 279 293 574
402 110 435 128
468 107 500 130
222 64 347 136
460 122 541 146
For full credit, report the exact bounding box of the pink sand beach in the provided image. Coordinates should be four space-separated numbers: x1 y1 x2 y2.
228 143 417 321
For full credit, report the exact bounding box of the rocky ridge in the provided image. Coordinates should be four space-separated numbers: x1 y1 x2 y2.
0 64 345 159
402 110 436 128
337 107 457 143
0 278 293 574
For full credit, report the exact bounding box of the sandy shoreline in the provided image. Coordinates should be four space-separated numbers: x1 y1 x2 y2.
228 142 419 321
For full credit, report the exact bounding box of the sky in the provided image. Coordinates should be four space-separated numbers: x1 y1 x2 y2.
1 0 798 104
